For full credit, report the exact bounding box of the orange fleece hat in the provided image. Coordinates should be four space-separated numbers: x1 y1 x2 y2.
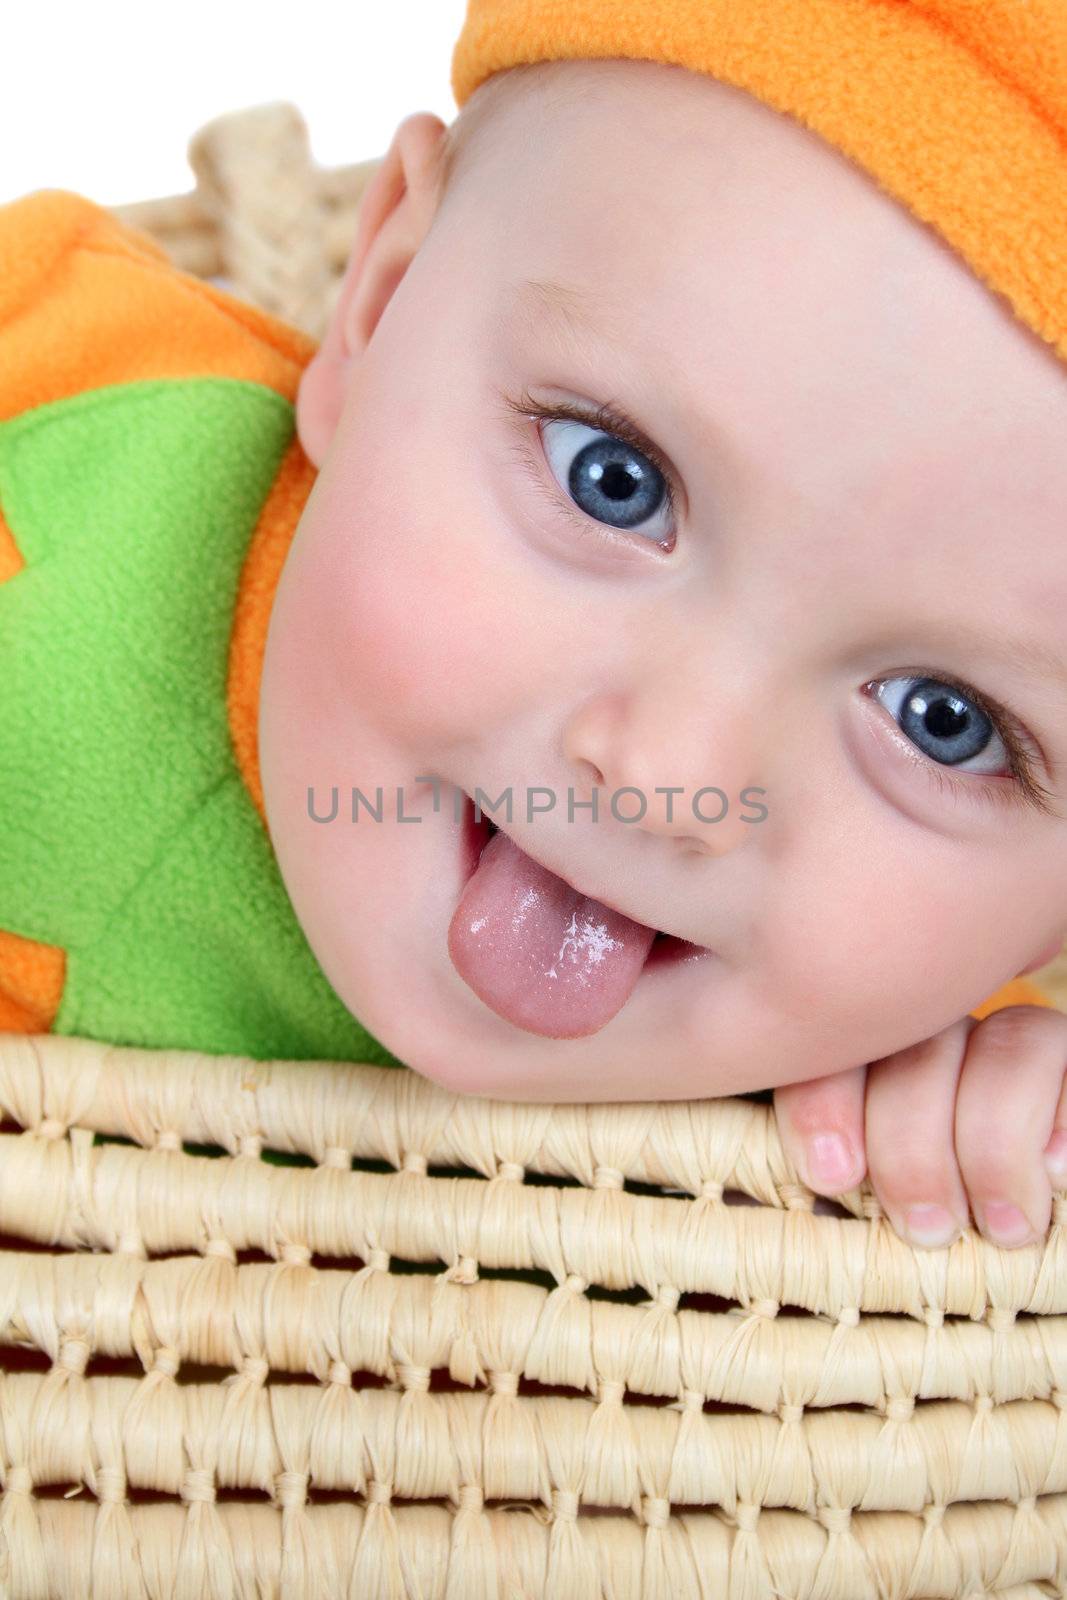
450 0 1067 370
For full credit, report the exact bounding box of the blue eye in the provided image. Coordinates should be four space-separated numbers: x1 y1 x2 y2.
869 676 1008 774
539 417 675 545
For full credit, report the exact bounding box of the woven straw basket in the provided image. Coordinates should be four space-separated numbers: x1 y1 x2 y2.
5 100 1067 1600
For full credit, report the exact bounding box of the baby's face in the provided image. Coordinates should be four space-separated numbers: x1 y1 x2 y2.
259 58 1067 1102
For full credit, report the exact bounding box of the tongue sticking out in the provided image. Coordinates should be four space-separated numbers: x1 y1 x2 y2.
447 828 658 1038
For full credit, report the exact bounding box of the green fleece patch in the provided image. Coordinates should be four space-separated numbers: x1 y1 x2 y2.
0 377 402 1066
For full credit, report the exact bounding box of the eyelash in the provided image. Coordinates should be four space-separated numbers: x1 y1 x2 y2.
497 387 1058 820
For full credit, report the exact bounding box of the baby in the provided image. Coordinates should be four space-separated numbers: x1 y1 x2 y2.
3 4 1067 1259
263 35 1067 1250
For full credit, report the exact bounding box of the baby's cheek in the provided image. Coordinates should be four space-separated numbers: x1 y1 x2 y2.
763 821 986 1055
312 501 542 746
338 569 440 720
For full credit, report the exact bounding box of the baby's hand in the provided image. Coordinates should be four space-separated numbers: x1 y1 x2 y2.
772 1008 1067 1248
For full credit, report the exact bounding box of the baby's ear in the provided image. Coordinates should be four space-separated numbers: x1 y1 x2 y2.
296 110 449 467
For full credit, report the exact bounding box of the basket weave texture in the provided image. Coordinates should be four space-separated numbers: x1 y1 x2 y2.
3 100 1067 1600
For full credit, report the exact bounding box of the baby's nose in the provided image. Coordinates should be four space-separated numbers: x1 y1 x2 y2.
562 687 766 857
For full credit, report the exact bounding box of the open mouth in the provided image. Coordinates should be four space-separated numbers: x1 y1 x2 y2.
460 792 709 969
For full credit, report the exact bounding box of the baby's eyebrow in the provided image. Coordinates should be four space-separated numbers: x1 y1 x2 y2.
508 274 602 326
505 275 624 360
503 272 705 449
890 624 1067 696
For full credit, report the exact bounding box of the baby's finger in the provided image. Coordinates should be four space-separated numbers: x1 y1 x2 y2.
864 1019 974 1249
954 1006 1067 1247
773 1063 867 1196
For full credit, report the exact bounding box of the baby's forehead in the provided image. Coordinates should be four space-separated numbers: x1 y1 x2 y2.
481 68 1064 369
462 61 957 307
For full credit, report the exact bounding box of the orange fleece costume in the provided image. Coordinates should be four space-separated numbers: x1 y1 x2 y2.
0 189 403 1064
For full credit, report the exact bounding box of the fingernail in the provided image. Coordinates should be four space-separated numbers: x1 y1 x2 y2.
1045 1130 1067 1187
980 1202 1034 1246
807 1133 857 1190
903 1204 961 1248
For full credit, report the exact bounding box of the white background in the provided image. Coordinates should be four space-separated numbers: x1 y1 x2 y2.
2 0 469 207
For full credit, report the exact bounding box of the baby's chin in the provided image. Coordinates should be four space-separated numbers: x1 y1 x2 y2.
279 784 988 1104
317 888 825 1106
279 764 967 1105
